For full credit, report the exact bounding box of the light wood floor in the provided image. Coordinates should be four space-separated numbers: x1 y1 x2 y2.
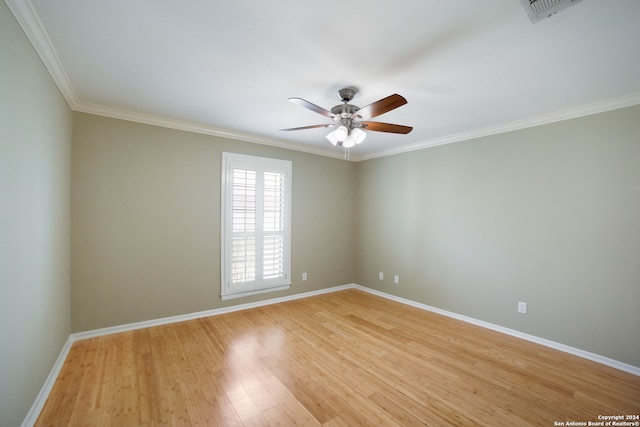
37 289 640 426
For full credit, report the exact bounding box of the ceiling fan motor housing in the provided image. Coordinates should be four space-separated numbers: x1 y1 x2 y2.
331 103 360 117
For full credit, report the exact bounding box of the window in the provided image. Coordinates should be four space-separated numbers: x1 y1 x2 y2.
221 153 291 300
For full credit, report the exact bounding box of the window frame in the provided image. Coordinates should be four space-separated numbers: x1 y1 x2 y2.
220 152 292 300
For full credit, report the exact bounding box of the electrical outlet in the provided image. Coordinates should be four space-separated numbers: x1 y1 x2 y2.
379 272 384 280
518 302 527 314
302 272 307 281
394 275 399 284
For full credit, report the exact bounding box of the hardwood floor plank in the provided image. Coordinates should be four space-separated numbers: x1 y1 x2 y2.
260 376 320 426
36 289 640 425
261 404 297 426
209 393 244 426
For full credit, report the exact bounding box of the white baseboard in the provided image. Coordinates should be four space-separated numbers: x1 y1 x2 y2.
351 284 640 377
70 284 354 341
21 336 74 427
23 282 638 425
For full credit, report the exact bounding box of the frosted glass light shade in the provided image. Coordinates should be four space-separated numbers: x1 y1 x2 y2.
343 135 356 148
351 127 366 144
334 125 348 141
325 130 339 146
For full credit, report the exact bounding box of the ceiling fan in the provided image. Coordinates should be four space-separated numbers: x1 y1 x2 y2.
280 87 413 149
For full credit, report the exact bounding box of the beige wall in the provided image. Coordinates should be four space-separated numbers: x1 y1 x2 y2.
355 105 640 366
0 3 72 425
71 113 355 331
62 103 640 369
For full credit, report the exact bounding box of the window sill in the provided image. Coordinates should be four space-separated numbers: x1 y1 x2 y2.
221 284 291 301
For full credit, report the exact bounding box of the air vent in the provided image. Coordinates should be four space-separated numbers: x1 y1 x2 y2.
521 0 583 23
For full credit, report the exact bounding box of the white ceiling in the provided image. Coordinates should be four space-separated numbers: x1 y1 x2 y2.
7 0 640 160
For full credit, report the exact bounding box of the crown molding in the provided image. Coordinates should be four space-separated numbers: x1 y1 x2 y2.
5 0 79 108
74 101 346 160
352 92 640 162
77 92 640 164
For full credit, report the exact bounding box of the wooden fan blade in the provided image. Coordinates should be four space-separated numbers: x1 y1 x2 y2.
289 98 335 118
355 94 407 120
280 124 334 131
361 121 413 134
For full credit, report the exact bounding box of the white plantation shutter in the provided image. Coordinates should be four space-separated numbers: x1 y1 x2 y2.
262 171 285 280
231 168 256 283
221 153 291 300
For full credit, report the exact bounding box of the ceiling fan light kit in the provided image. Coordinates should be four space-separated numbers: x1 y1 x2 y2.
281 87 413 153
